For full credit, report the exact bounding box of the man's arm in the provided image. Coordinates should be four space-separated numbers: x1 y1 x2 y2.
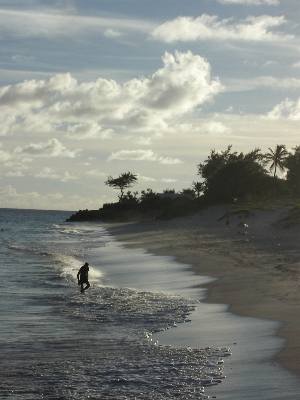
77 268 81 281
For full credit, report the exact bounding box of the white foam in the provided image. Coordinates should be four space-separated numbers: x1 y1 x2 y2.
52 253 104 285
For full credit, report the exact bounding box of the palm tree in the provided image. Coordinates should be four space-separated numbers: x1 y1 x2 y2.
264 145 288 178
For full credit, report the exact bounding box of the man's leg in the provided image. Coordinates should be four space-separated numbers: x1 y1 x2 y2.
83 282 90 291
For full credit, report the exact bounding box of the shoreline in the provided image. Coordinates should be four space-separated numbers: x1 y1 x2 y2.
104 206 300 380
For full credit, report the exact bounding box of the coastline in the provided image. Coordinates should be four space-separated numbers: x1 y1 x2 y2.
104 205 300 380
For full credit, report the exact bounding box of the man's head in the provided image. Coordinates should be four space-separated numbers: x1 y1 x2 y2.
84 262 89 267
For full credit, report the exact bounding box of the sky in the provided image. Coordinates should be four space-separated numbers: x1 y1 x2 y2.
0 0 300 210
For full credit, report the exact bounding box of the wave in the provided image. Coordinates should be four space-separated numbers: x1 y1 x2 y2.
7 243 53 257
7 242 104 285
2 337 230 399
65 285 195 333
58 228 83 235
47 284 230 399
53 253 103 284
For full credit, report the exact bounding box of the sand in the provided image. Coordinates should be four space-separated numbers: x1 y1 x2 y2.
105 205 300 378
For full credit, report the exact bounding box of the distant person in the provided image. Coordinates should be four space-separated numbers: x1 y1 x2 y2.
77 262 90 293
238 221 249 235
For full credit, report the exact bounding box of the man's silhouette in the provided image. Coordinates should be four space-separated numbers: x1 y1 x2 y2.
77 262 90 293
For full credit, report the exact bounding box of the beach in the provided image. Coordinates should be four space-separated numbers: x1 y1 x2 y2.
105 205 300 383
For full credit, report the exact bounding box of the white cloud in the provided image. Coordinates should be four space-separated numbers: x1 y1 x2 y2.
65 122 113 140
262 60 278 67
0 8 153 40
35 167 77 182
266 98 300 120
138 174 157 182
217 0 279 5
5 170 25 177
226 76 300 92
0 143 32 178
109 149 157 161
161 178 177 183
136 136 152 146
103 29 122 38
86 169 107 178
201 121 231 135
15 138 79 158
159 156 183 165
0 51 222 139
108 149 183 164
152 14 292 43
0 185 100 210
0 144 12 163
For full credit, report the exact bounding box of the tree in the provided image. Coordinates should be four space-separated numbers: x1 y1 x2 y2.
198 145 234 183
140 188 159 202
198 145 263 183
264 144 288 177
205 158 268 202
105 172 138 201
180 188 196 199
192 181 204 198
140 188 160 211
284 146 300 195
198 146 267 202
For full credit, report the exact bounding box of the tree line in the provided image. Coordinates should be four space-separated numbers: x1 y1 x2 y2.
67 144 300 221
105 144 300 206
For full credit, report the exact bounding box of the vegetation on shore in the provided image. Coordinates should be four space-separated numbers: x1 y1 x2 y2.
67 144 300 222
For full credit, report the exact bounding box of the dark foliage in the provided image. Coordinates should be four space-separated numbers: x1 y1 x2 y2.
285 146 300 195
198 146 268 202
67 144 300 223
206 159 269 202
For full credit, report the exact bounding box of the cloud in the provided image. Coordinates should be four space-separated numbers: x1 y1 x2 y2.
65 122 113 140
108 149 183 164
137 175 178 183
86 169 107 178
159 156 183 165
266 98 300 120
15 138 79 158
152 14 292 43
35 167 77 182
103 29 123 38
200 121 231 135
136 136 152 146
0 8 153 40
0 143 32 178
138 174 157 182
161 178 177 183
0 184 101 210
5 170 26 177
109 149 157 161
0 51 222 139
226 76 300 92
217 0 279 5
0 144 12 163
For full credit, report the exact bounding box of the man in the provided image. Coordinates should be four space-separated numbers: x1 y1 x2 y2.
77 262 90 293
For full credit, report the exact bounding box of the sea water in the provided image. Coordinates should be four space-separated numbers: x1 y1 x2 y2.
0 209 229 399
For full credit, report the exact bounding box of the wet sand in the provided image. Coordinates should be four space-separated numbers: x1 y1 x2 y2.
105 205 300 380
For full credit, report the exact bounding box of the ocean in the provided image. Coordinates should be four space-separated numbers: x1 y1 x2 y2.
0 208 230 400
